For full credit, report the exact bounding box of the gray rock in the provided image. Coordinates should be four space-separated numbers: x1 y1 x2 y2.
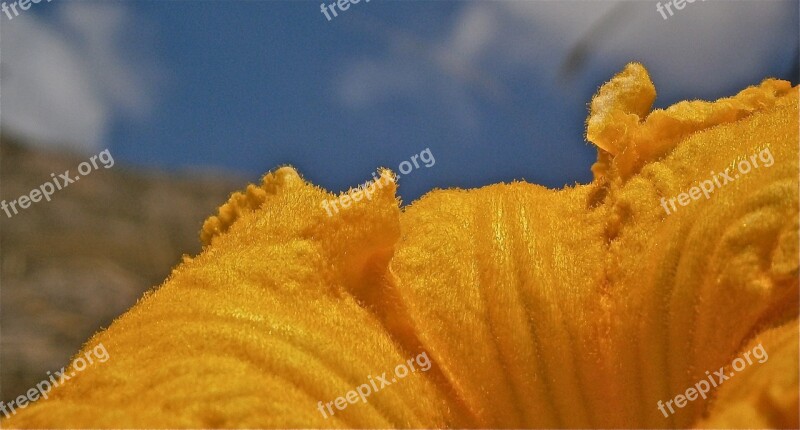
0 137 243 402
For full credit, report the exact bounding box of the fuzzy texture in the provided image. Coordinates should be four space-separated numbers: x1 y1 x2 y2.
3 63 798 428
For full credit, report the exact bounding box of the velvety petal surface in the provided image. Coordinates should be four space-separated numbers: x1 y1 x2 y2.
3 64 797 429
3 169 455 428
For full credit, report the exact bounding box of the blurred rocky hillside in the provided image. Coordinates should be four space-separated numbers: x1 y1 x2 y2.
0 136 243 402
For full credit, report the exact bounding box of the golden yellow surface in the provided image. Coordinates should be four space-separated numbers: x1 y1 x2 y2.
3 63 798 428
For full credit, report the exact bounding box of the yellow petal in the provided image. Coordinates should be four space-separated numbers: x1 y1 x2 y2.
697 320 799 429
3 168 456 428
3 65 797 429
389 65 797 428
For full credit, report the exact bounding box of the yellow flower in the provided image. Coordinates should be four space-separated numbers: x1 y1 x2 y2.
3 63 797 429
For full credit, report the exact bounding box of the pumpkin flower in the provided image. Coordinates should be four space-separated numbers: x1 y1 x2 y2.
2 63 797 429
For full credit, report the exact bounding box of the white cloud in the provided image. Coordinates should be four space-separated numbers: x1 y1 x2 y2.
336 0 797 129
0 1 160 152
573 0 797 97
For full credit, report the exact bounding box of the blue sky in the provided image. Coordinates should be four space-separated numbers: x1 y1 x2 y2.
2 0 797 202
